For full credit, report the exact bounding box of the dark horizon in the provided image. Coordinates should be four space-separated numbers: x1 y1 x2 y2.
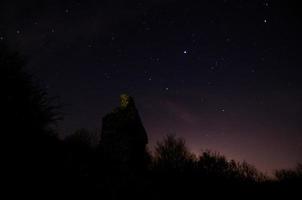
1 0 302 174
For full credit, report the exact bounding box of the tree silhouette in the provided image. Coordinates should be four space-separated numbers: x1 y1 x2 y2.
1 42 63 192
1 42 60 140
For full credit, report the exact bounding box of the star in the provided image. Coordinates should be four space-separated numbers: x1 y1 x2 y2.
264 19 268 23
104 72 111 79
217 107 225 112
183 50 188 54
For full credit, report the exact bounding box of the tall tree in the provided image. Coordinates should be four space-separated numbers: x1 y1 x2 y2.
1 42 59 140
1 42 62 189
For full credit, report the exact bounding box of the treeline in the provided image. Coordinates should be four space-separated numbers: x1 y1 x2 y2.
62 130 301 197
2 42 301 198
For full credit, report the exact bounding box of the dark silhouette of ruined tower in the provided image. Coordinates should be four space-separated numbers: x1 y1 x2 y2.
100 94 148 172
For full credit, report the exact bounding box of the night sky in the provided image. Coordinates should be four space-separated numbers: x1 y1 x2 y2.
1 0 302 174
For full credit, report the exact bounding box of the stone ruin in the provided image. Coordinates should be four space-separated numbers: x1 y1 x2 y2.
100 94 148 172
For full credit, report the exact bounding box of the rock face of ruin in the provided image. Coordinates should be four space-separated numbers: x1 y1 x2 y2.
100 94 148 171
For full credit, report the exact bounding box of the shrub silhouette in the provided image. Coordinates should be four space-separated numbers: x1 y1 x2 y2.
198 150 230 177
275 163 302 184
197 150 267 185
152 134 195 173
64 128 100 148
63 129 100 183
